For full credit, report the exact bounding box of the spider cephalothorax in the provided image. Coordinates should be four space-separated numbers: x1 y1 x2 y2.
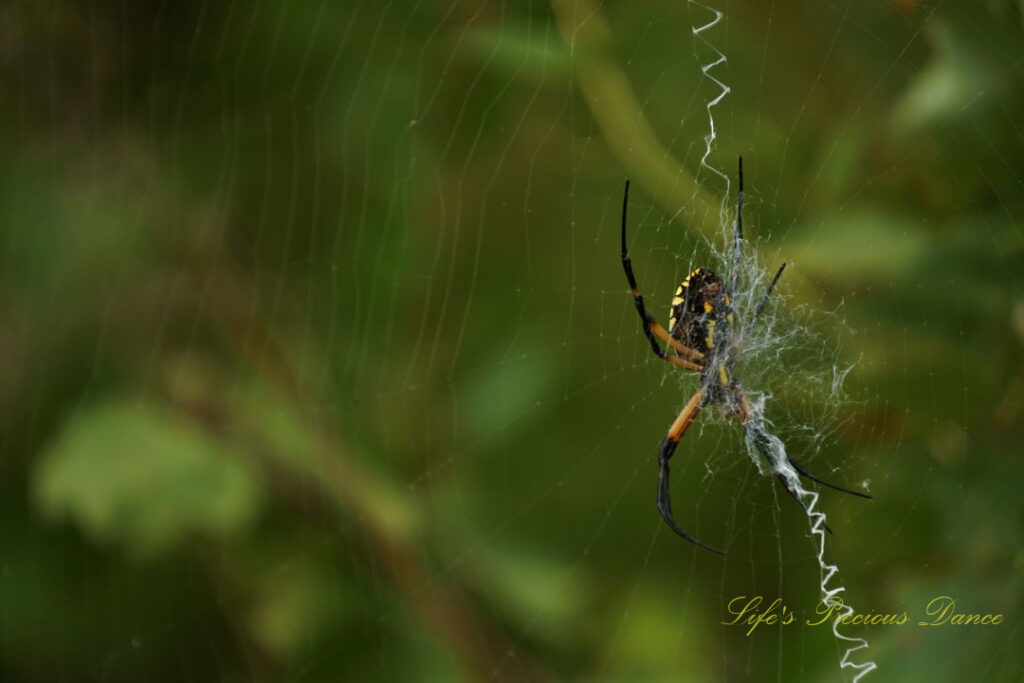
620 158 871 554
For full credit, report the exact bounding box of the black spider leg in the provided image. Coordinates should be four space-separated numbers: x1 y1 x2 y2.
730 157 744 297
658 391 725 555
788 458 873 500
745 418 834 534
620 180 703 366
659 442 726 554
620 180 665 359
751 262 786 324
732 157 784 327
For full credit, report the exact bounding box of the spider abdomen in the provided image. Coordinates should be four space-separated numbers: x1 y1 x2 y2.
668 267 730 356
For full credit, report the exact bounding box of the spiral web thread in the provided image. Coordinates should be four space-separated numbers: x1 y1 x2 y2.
688 2 877 679
743 399 878 682
689 1 730 201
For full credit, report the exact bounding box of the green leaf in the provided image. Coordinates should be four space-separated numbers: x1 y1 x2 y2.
246 557 343 659
891 20 991 135
470 543 585 646
34 399 263 556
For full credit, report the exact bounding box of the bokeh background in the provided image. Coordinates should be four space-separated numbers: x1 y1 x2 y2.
1 0 1022 681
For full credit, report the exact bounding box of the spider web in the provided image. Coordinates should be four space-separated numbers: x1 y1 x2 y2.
4 0 1023 681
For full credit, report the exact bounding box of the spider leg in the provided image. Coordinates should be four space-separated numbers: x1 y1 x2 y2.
729 159 785 326
736 393 870 528
751 262 787 324
746 428 835 535
787 458 873 500
665 354 704 372
730 157 743 296
621 180 706 364
657 389 725 555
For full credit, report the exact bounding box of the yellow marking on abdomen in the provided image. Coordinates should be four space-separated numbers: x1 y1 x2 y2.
706 319 715 348
718 364 730 386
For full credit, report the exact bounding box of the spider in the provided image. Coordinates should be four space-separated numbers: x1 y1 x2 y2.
621 158 871 554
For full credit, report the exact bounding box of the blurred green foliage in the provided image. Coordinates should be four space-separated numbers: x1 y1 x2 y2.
36 399 263 555
1 0 1022 681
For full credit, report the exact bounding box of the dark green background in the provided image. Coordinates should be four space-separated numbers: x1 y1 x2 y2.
1 1 1021 681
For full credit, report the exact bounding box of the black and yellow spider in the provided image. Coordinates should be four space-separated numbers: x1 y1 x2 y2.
621 158 870 555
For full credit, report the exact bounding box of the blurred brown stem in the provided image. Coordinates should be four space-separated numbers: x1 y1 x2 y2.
194 263 551 683
551 0 722 237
